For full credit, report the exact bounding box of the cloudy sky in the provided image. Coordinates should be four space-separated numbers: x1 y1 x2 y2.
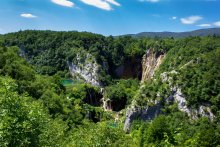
0 0 220 35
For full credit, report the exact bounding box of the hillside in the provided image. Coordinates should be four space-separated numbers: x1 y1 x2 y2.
0 30 220 146
127 28 220 38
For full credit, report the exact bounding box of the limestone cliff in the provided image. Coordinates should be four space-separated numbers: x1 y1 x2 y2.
161 71 215 121
124 49 165 132
141 49 165 82
124 49 215 132
124 102 162 133
68 53 101 86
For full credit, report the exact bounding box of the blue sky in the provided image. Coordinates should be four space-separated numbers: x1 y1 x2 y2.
0 0 220 35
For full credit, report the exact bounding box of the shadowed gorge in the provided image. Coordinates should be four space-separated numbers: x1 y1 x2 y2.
114 57 143 80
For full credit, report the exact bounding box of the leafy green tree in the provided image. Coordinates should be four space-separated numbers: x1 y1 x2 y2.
0 76 67 146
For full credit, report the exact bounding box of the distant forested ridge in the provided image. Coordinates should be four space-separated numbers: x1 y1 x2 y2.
126 28 220 38
0 30 220 146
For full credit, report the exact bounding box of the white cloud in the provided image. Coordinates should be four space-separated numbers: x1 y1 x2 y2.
172 16 177 20
180 16 203 24
106 0 120 6
139 0 160 2
197 24 211 27
51 0 74 7
213 21 220 27
20 13 37 18
80 0 120 11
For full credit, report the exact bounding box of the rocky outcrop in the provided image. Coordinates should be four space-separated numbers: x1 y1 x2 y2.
124 51 215 132
170 87 215 121
124 49 165 132
124 106 141 133
161 72 215 121
124 85 215 133
124 102 162 133
102 98 112 111
102 97 127 112
68 53 101 86
141 49 165 82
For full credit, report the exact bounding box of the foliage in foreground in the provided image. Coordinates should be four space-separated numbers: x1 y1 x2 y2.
131 113 220 146
0 76 67 146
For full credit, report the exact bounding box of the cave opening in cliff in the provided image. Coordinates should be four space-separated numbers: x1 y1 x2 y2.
111 97 127 112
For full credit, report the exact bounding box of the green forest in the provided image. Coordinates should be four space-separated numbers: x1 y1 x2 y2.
0 30 220 146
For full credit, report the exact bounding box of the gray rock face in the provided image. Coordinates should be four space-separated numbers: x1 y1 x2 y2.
124 84 215 133
124 103 162 133
141 103 162 121
172 88 215 121
162 72 215 121
124 106 141 133
123 53 215 133
141 49 165 82
102 98 112 111
124 50 165 133
68 53 101 86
